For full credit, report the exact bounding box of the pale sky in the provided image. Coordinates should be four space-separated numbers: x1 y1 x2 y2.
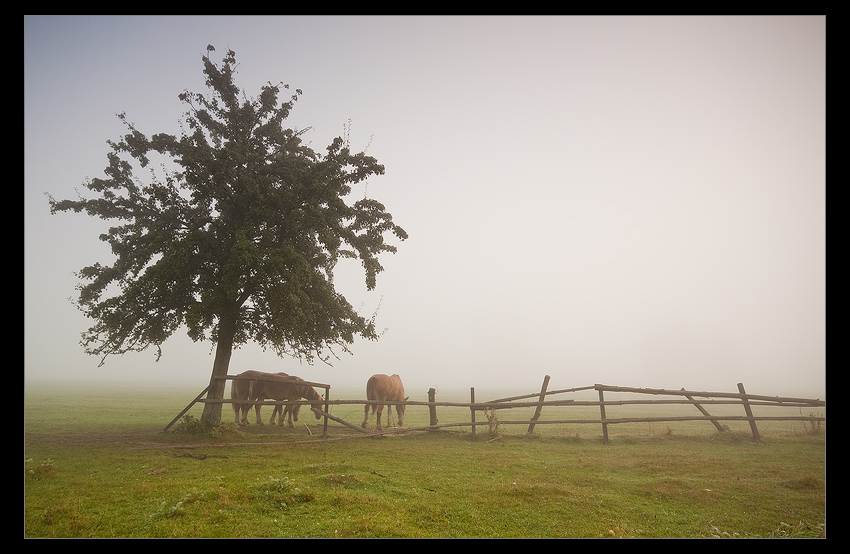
24 16 825 399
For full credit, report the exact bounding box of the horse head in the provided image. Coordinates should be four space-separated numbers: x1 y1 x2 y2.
396 396 410 426
308 387 324 419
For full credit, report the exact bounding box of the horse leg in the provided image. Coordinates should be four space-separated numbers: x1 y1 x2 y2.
233 398 249 426
232 385 248 426
376 405 384 431
280 405 289 427
235 404 248 426
362 403 372 428
254 399 265 425
386 404 394 428
278 404 289 426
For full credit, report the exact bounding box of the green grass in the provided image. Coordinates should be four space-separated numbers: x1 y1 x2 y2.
24 382 826 538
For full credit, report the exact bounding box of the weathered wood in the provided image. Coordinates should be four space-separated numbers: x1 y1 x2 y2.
161 385 210 432
322 386 330 438
165 378 824 441
470 387 476 438
217 396 816 409
738 383 761 442
595 384 824 406
682 387 726 432
597 385 609 444
488 385 594 404
352 414 824 432
312 408 370 434
428 388 438 427
527 375 551 435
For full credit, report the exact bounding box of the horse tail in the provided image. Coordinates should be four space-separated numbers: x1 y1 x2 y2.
248 379 262 403
365 378 375 414
231 377 244 415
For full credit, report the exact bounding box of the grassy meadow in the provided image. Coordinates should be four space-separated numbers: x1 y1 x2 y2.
24 381 826 538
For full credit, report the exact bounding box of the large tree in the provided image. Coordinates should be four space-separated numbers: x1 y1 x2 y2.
48 47 407 425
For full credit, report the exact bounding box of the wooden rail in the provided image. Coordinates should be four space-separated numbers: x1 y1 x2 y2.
164 374 825 443
163 373 332 435
470 379 824 443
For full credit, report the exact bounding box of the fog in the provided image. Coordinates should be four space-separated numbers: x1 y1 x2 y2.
24 16 825 400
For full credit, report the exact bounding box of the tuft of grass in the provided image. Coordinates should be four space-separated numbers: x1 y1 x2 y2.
151 489 201 520
169 414 245 440
484 407 501 440
800 410 824 436
769 520 826 538
25 458 57 479
249 477 315 511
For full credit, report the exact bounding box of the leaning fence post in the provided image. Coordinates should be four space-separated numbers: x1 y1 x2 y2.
682 387 726 432
323 385 330 439
527 375 551 435
470 387 476 438
428 388 438 428
737 383 761 442
596 384 609 444
162 385 211 432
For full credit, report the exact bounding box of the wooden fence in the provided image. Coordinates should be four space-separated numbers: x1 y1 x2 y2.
463 377 826 442
164 374 826 443
163 372 333 436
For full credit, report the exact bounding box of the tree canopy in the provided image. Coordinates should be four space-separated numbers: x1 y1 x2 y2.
48 47 407 423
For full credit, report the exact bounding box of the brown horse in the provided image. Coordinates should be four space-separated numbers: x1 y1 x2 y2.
269 381 302 427
362 374 408 431
269 375 325 427
231 370 324 426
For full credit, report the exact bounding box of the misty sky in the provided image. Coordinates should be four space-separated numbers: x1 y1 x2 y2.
24 16 825 399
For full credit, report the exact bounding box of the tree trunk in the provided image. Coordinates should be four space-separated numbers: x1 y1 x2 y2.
200 312 237 426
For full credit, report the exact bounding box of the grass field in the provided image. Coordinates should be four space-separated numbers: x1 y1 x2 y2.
24 381 826 538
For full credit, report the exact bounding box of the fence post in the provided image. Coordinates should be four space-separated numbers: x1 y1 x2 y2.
596 384 609 444
470 387 476 438
161 385 211 432
682 387 726 432
323 385 330 439
527 375 551 435
428 388 438 428
737 383 761 442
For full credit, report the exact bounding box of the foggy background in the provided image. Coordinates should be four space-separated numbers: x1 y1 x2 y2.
24 16 825 400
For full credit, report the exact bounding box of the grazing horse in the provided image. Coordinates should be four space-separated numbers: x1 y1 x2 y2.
269 384 302 427
231 370 324 426
362 374 408 431
269 375 325 427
